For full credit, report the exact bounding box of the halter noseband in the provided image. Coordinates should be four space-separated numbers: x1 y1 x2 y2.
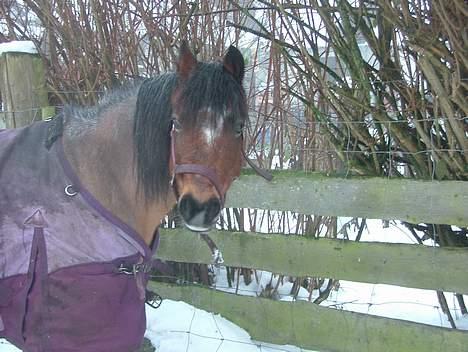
169 119 273 207
169 120 226 206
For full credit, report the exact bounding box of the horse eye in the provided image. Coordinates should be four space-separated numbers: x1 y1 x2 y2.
171 119 182 132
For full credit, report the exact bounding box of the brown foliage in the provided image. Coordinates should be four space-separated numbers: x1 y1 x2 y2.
0 0 244 105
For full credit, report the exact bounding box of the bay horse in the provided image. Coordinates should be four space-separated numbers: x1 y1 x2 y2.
0 43 247 352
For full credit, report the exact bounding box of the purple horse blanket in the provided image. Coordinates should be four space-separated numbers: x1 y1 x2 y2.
0 121 158 351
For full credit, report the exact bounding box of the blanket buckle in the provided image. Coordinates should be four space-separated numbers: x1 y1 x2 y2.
117 263 152 276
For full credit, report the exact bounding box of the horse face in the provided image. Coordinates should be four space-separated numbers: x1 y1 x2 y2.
171 108 244 231
170 43 246 232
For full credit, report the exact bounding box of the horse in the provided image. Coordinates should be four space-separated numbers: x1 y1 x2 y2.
0 42 249 352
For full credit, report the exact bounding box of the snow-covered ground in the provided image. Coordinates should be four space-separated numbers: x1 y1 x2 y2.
1 219 467 351
145 300 311 352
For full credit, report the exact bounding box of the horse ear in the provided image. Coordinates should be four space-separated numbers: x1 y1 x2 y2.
177 41 198 79
223 46 245 83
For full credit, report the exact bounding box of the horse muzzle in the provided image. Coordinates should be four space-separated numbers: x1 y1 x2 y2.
177 194 221 232
169 120 228 232
171 164 226 232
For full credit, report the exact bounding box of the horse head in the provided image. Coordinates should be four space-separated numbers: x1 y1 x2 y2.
168 42 247 231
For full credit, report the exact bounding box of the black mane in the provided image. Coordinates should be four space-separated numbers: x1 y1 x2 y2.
133 73 177 201
133 61 247 200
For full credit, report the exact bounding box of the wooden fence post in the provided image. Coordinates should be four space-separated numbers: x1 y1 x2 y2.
0 49 52 128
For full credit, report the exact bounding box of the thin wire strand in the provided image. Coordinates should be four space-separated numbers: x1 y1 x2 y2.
2 101 466 125
150 275 465 314
162 329 298 352
185 305 197 352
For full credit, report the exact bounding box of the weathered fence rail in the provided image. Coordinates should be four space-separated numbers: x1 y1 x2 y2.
157 228 468 295
149 282 468 352
153 172 468 352
226 172 468 227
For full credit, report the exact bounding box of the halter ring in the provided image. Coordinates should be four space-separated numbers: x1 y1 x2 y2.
64 184 78 197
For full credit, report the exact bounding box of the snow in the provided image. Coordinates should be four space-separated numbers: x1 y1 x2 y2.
213 267 468 330
0 341 19 352
325 281 468 329
339 217 431 244
0 41 37 55
145 300 310 352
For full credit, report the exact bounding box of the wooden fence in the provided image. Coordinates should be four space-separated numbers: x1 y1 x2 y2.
0 49 54 128
2 50 467 352
152 173 468 352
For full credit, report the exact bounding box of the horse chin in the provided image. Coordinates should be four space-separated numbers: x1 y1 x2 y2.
184 223 212 233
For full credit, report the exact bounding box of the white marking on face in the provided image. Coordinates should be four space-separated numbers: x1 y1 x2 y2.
201 107 226 145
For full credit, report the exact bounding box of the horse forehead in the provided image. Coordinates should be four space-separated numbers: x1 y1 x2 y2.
199 107 229 145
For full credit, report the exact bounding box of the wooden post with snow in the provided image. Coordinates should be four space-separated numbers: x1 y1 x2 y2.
0 41 53 129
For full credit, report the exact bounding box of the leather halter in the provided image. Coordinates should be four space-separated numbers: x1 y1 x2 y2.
169 120 226 206
169 119 273 207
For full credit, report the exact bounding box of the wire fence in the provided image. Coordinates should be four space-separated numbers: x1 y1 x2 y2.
1 104 467 351
2 106 465 154
143 268 467 352
3 105 466 124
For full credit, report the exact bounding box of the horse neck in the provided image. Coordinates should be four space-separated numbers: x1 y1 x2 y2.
63 99 176 245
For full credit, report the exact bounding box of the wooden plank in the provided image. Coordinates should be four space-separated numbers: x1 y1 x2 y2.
149 282 468 352
157 229 468 295
226 172 468 227
0 52 48 128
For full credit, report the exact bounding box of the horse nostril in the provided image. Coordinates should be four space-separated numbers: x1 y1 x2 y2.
178 195 221 230
178 195 197 220
205 198 221 221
